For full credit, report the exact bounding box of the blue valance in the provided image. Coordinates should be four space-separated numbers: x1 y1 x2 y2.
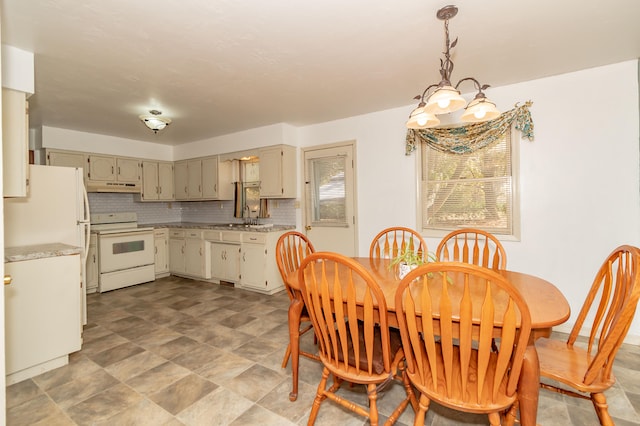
405 101 534 155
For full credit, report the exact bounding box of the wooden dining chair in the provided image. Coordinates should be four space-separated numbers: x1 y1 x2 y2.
370 226 428 260
299 252 417 426
436 228 507 270
275 232 319 377
536 245 640 426
395 262 532 426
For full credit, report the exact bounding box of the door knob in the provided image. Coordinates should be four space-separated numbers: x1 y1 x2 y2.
305 225 312 231
4 275 12 286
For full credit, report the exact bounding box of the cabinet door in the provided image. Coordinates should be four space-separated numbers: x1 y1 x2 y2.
47 150 86 169
174 161 188 200
157 162 174 200
184 238 204 277
211 243 240 282
257 146 282 197
154 232 169 274
116 158 140 183
225 245 241 282
211 243 225 280
201 156 218 199
5 255 82 376
3 88 29 197
169 238 185 273
141 161 159 200
241 243 267 290
88 155 116 181
187 159 202 199
86 234 99 293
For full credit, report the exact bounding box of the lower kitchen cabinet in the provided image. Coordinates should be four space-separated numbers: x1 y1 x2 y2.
169 229 186 274
239 231 285 294
154 228 169 277
208 230 241 283
211 242 241 283
5 253 82 384
86 233 99 294
185 230 211 279
168 228 211 279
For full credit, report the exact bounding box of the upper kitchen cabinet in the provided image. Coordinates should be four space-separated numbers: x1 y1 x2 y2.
202 155 233 200
86 154 141 193
187 159 203 199
258 144 296 198
46 149 87 178
141 161 174 201
2 88 29 197
175 156 233 201
174 160 188 200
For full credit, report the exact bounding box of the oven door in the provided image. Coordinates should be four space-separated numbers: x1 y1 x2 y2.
98 230 154 273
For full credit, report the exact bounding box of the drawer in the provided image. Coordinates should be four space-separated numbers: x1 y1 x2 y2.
203 230 221 241
186 230 203 239
242 233 266 244
154 228 168 237
221 231 242 243
169 229 185 238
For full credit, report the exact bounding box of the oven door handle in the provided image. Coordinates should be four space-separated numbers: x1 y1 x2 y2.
99 230 153 239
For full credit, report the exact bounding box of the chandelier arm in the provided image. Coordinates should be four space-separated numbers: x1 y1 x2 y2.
417 83 441 102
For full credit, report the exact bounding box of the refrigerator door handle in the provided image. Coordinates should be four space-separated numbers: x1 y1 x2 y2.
79 178 91 262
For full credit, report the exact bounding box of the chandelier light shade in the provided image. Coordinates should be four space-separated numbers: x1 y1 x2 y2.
406 5 500 129
139 110 171 133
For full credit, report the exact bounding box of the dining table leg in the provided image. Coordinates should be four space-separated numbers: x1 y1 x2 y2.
288 294 304 401
518 343 540 426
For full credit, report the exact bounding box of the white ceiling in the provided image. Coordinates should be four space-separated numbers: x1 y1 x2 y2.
2 0 639 146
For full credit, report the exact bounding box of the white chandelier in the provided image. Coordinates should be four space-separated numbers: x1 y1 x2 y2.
406 5 500 129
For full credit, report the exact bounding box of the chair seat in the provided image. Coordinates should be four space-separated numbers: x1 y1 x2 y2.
410 342 516 413
536 337 616 393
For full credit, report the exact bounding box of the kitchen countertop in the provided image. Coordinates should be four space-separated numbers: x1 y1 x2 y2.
5 243 83 263
143 222 295 233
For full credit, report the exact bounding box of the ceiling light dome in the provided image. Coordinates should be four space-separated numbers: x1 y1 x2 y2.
139 110 171 133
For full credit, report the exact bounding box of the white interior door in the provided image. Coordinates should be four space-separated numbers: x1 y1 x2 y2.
303 142 357 256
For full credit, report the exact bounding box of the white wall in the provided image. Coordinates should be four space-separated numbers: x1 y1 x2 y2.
41 126 174 161
298 60 640 341
1 45 34 93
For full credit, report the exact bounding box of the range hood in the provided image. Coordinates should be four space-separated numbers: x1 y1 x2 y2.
86 180 141 193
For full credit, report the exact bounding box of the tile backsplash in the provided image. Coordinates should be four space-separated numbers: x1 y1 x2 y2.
87 193 296 225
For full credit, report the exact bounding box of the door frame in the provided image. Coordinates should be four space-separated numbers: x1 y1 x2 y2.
301 140 359 256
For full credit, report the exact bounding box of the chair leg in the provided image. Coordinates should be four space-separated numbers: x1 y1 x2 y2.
281 343 292 368
367 383 379 426
308 368 330 426
398 359 419 414
592 392 615 426
488 411 501 426
502 400 519 426
413 394 430 426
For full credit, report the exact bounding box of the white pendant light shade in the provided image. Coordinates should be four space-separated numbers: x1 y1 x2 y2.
423 85 466 114
139 110 172 133
141 116 171 130
460 97 501 123
406 105 440 129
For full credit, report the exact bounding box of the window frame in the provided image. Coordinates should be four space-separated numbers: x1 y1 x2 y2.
416 125 521 241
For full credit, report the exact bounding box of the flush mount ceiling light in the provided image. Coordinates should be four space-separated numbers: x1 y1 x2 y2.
406 5 501 129
139 109 171 133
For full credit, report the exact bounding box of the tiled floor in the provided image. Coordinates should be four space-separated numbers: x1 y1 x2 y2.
6 275 640 425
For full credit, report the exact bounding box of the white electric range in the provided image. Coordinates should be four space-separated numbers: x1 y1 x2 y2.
91 212 155 292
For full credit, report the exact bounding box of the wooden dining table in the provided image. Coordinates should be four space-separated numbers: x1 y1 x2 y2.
287 257 570 426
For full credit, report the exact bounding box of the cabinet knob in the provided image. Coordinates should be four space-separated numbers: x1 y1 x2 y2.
305 225 312 231
4 275 12 286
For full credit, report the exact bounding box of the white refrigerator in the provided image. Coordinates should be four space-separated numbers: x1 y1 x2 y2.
4 165 91 323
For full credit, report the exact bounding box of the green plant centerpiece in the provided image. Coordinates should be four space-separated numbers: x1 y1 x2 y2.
389 249 439 280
